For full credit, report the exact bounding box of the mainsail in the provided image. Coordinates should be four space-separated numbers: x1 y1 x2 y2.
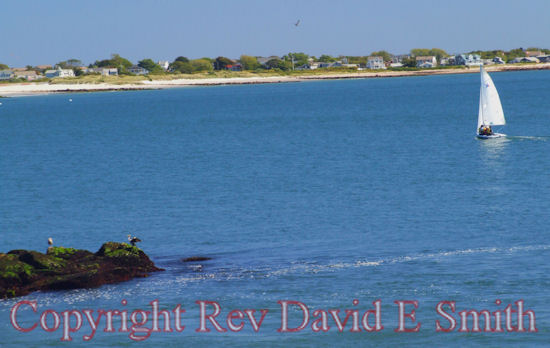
477 66 506 129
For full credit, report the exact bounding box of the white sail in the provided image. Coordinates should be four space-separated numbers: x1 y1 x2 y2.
477 66 505 129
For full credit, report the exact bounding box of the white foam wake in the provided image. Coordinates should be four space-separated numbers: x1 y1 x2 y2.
264 244 550 278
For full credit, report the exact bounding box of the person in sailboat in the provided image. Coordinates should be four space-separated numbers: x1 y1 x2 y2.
478 125 493 136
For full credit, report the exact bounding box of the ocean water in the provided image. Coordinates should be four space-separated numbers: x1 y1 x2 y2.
1 70 549 346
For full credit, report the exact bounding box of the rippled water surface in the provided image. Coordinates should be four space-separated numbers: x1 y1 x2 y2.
1 70 549 346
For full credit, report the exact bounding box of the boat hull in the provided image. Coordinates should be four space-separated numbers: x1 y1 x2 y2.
476 132 506 139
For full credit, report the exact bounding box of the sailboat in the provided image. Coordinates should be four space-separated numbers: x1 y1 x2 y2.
476 66 506 139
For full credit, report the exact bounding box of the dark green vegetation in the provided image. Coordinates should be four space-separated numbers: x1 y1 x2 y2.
0 242 163 298
410 48 448 62
90 53 133 73
138 58 164 73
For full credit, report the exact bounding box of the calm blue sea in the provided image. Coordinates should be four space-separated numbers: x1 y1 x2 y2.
1 71 549 346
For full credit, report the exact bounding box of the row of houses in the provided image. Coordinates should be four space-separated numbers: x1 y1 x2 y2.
2 52 549 81
296 61 360 70
368 52 549 70
0 70 41 80
288 55 457 71
0 66 77 81
0 65 149 81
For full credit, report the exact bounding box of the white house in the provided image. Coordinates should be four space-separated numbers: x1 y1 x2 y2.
0 70 14 80
157 61 170 70
127 65 149 75
45 67 75 78
510 57 539 64
455 54 482 66
14 70 40 81
88 67 118 76
367 56 386 69
296 62 320 70
525 50 542 57
439 57 452 66
416 56 437 68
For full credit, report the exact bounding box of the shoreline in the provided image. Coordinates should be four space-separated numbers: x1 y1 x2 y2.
1 63 549 97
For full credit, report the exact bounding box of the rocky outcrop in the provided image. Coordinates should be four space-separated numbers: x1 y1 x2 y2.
0 242 163 298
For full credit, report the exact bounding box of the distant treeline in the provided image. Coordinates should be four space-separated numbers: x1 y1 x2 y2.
2 47 549 74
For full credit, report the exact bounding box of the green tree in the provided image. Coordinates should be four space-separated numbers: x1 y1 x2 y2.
401 56 417 67
92 54 133 73
319 54 336 62
55 61 70 69
174 56 189 63
411 48 447 63
265 58 291 70
428 48 448 62
505 48 526 62
74 67 84 76
468 50 505 60
56 59 82 72
170 61 193 73
0 63 8 69
239 55 260 70
214 56 234 70
345 56 368 65
370 51 392 62
190 59 213 72
283 52 309 66
138 59 163 73
66 59 82 67
410 48 430 57
110 54 133 69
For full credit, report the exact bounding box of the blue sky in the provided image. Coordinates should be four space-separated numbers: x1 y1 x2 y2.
1 0 549 67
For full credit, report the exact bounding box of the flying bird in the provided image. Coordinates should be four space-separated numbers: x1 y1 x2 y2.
127 234 142 246
295 19 300 27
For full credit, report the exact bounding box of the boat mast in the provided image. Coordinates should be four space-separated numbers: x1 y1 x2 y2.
478 66 485 129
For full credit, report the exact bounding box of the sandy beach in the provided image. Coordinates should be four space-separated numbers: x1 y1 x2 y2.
1 63 548 97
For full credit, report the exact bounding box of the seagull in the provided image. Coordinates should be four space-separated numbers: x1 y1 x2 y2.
295 19 300 27
127 234 142 246
48 237 53 246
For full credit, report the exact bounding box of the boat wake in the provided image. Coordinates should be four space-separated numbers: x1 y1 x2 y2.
265 244 550 277
505 135 550 141
170 244 550 282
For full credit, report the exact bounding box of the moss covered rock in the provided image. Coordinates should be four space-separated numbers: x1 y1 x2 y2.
0 242 163 299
